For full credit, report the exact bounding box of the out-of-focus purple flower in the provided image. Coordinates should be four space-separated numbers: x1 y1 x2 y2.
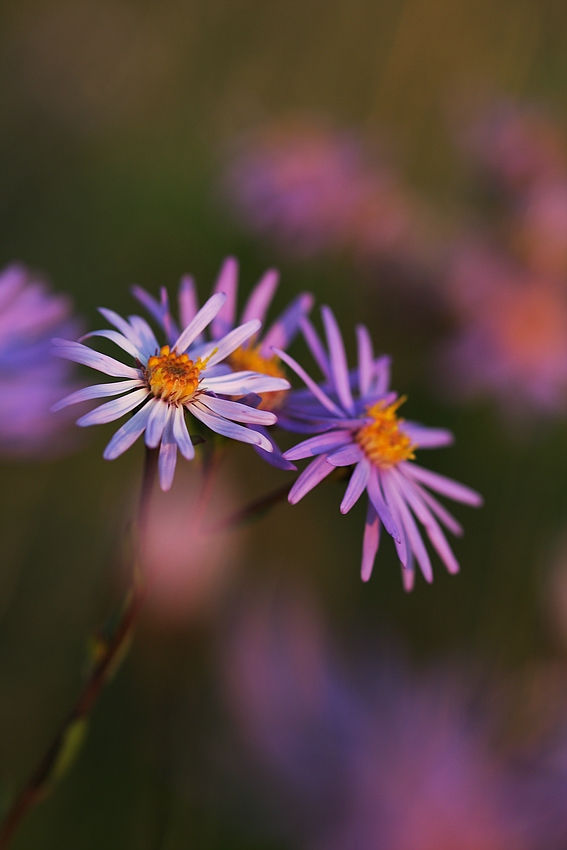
223 120 432 271
460 101 567 194
0 263 79 456
132 256 313 470
440 243 567 416
224 590 567 850
279 306 481 588
513 182 567 277
52 289 290 491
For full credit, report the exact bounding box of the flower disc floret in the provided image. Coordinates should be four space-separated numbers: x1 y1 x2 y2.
355 397 416 469
146 345 205 405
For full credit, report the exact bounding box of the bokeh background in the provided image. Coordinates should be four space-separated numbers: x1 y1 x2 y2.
2 1 567 847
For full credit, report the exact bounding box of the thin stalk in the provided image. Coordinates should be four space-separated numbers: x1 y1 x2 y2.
0 447 159 849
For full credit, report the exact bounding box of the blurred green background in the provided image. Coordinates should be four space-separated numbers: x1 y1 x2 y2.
2 1 567 847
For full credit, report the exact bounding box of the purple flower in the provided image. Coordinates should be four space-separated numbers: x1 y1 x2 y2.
225 590 564 850
132 256 314 469
441 243 567 416
279 307 481 588
459 100 567 194
223 120 431 272
0 263 80 456
52 289 290 491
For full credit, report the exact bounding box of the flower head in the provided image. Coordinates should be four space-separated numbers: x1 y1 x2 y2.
279 307 482 588
52 288 290 491
0 263 80 455
223 120 432 273
132 257 313 469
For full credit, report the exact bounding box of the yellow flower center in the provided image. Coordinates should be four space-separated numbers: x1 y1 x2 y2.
355 397 416 469
228 344 288 411
146 345 206 405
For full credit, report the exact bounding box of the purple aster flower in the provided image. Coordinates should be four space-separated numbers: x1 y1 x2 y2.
132 256 314 469
278 307 482 588
0 263 80 456
51 290 290 491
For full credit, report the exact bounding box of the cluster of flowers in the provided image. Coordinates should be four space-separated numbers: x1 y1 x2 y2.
48 257 481 589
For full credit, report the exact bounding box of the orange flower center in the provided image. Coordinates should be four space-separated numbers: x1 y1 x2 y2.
228 345 288 411
355 397 416 469
146 345 206 405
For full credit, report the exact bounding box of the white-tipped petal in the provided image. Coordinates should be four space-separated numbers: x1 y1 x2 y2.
173 292 226 353
103 399 155 459
199 319 261 368
158 412 178 491
51 379 143 411
77 387 148 426
145 398 170 448
189 401 273 451
52 339 140 378
201 394 277 425
172 405 195 460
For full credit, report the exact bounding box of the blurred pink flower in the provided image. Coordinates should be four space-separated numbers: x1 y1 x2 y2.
0 263 80 455
224 589 567 850
140 464 245 627
512 182 567 278
223 119 432 271
461 101 567 194
439 244 567 416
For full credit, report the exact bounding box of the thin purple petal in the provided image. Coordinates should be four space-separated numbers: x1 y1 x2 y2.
241 269 279 326
356 324 374 398
366 466 400 542
361 500 380 582
178 275 199 331
189 401 273 451
173 292 226 353
145 398 170 448
403 463 483 506
158 410 178 491
200 394 277 425
211 257 238 339
201 319 261 368
340 458 370 514
288 454 336 504
321 305 354 414
77 387 148 426
326 442 363 467
284 430 352 461
260 292 314 357
300 316 331 380
274 348 344 417
172 405 195 460
103 399 155 459
51 379 143 411
52 339 140 379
